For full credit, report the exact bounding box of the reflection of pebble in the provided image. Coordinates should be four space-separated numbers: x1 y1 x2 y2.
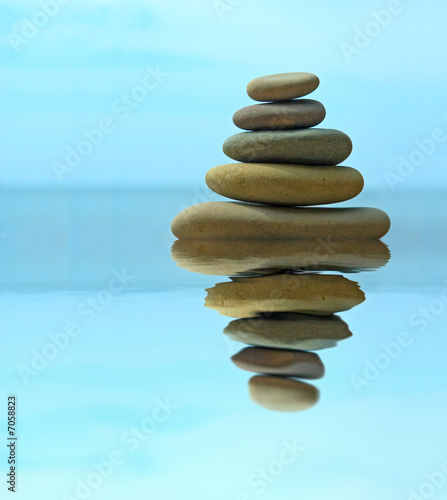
205 274 365 318
232 347 325 379
171 239 391 276
206 163 363 206
233 99 326 131
249 375 319 412
224 313 352 351
247 72 320 101
223 129 353 165
171 202 391 240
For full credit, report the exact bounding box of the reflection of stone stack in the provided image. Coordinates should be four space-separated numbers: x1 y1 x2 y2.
171 71 391 413
172 243 390 412
172 242 383 412
172 72 391 240
171 239 391 275
205 274 366 412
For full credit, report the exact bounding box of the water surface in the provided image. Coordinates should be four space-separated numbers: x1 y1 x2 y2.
0 187 445 500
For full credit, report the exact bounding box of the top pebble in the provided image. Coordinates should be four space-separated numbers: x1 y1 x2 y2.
247 72 320 102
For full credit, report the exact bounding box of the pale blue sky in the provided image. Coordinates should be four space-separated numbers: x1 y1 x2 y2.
0 0 446 190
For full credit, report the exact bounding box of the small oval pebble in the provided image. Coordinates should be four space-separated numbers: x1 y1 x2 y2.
232 347 325 379
206 163 363 206
171 239 391 276
233 99 326 131
171 202 391 240
247 72 320 102
205 274 365 318
249 375 319 412
223 129 352 165
225 313 353 351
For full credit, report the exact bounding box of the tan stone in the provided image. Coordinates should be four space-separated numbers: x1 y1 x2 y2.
247 72 320 102
205 274 365 318
171 202 391 240
205 163 364 206
171 239 391 276
249 375 319 412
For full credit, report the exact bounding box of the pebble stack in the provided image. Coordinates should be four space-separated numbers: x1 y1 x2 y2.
172 71 390 240
170 72 392 413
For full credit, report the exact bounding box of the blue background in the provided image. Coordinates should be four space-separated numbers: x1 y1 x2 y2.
1 0 446 191
1 2 447 500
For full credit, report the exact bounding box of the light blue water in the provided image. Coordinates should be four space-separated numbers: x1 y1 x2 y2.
1 187 446 500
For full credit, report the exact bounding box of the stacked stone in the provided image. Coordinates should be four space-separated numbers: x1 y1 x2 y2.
170 72 392 412
172 72 390 240
209 72 361 207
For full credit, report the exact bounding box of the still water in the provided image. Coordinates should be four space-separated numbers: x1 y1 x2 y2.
0 187 446 499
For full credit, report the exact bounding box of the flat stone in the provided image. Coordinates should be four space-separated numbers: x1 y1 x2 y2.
249 375 319 412
225 313 352 351
171 239 391 276
171 202 391 240
247 72 320 102
223 129 352 165
205 274 365 318
233 99 326 131
232 347 325 378
205 163 363 206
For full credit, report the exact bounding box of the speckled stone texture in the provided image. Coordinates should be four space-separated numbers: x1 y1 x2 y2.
171 202 391 240
233 99 326 131
223 129 353 165
205 274 365 318
206 163 363 206
247 72 320 102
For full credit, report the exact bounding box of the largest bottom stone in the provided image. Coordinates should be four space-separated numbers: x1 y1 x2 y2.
171 202 390 240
